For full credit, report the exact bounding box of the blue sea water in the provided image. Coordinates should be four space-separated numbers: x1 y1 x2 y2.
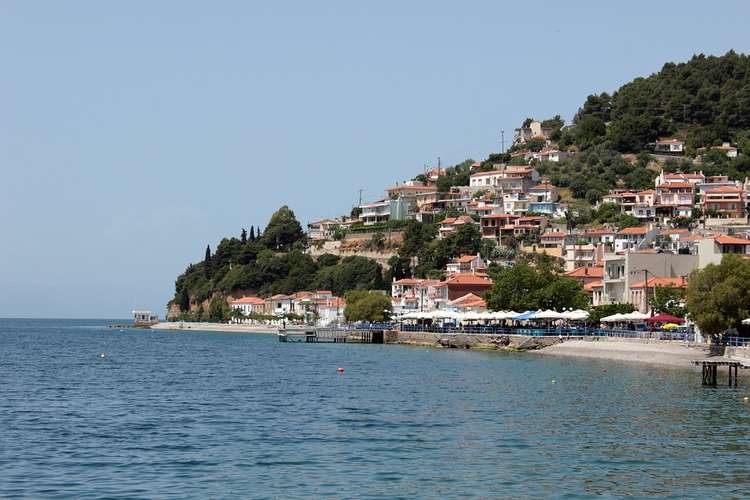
1 319 750 499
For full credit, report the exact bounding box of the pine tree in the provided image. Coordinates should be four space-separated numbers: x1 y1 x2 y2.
240 228 247 244
249 226 255 241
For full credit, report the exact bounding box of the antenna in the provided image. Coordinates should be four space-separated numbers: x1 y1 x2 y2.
358 188 363 206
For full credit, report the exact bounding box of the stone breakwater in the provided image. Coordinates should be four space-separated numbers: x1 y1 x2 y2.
385 330 560 351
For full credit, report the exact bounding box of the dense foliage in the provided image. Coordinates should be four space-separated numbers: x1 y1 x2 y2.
484 261 589 312
344 291 392 322
576 51 750 152
686 254 750 338
649 285 686 317
390 219 493 280
172 206 386 312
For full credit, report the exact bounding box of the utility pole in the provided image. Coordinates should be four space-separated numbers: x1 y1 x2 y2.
501 130 505 153
358 189 363 207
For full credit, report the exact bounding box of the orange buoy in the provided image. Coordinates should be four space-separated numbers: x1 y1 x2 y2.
337 367 345 373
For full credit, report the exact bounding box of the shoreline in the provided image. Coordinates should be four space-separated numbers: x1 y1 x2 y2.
150 322 277 334
149 323 750 371
532 338 714 369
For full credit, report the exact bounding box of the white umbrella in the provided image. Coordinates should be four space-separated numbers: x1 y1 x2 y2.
621 311 649 322
532 309 565 320
564 310 589 321
600 313 625 322
434 310 460 320
489 311 508 320
461 311 484 321
478 311 495 320
743 318 750 325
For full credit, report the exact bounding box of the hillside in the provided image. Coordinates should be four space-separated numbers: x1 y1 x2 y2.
169 206 387 318
517 51 750 203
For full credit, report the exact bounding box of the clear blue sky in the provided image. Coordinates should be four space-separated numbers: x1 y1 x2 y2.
2 1 749 318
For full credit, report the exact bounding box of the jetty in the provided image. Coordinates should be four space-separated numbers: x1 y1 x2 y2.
693 359 748 387
278 327 384 344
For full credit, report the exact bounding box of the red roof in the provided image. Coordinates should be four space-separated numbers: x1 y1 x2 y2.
565 267 604 278
705 185 742 193
445 274 493 286
657 182 694 189
630 277 687 289
482 214 519 220
541 231 567 238
618 226 649 235
456 255 479 263
531 182 557 190
715 235 750 245
229 296 265 305
584 280 603 292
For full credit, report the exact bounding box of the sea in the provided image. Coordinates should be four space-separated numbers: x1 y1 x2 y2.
1 318 749 499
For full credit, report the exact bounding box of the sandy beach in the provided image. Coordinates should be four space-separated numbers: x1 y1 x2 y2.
536 338 721 368
150 322 277 334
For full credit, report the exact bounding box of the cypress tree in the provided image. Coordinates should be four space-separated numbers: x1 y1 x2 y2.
240 228 247 244
204 245 212 278
249 226 255 241
179 287 190 312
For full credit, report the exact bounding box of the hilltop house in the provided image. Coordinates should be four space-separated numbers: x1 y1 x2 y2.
653 138 684 155
445 254 486 275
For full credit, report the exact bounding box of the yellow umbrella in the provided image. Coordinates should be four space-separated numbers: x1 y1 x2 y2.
662 323 679 330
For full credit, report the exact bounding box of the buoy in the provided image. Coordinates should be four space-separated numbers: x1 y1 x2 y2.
100 353 107 359
744 396 749 403
602 369 607 373
551 379 556 384
337 367 344 373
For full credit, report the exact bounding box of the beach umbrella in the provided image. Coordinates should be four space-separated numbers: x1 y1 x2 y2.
662 323 680 330
620 311 650 322
562 309 589 321
533 309 566 320
462 311 484 321
645 313 685 325
512 310 538 321
600 313 625 322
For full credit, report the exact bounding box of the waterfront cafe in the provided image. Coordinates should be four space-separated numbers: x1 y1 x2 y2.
398 309 590 332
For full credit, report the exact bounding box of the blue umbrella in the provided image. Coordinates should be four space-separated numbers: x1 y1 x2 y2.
511 310 539 321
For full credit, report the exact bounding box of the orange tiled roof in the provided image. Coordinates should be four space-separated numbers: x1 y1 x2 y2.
715 235 750 245
618 226 649 235
630 277 687 289
584 280 603 292
229 296 265 305
445 274 493 286
565 267 604 278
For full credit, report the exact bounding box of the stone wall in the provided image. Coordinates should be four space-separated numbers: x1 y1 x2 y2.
386 330 560 350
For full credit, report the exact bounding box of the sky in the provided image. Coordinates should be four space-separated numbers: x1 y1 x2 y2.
2 1 750 318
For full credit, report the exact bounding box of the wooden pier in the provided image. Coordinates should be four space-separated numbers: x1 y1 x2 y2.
278 328 384 344
693 359 747 387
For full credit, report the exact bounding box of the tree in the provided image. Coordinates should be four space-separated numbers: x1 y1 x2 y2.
686 254 750 338
650 285 686 317
485 262 588 312
587 303 635 325
208 296 230 322
240 228 247 244
204 245 212 278
196 304 205 322
262 206 304 251
249 226 255 241
344 291 391 322
179 287 190 312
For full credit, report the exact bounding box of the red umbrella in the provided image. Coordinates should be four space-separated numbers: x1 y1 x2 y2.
645 313 685 324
